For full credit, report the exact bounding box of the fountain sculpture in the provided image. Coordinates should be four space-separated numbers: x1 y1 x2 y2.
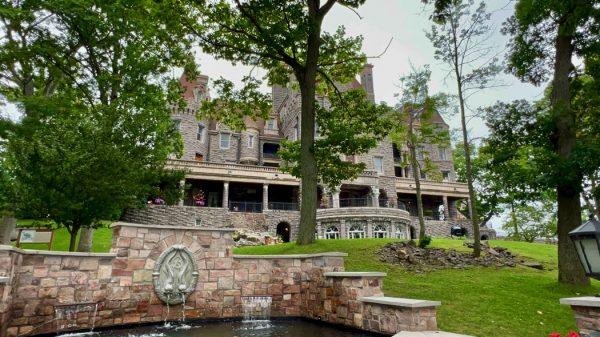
153 245 199 305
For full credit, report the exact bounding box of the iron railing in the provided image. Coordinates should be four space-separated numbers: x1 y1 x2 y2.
229 201 262 213
268 202 299 211
339 197 368 208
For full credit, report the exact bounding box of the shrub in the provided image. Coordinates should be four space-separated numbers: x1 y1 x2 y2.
418 235 432 248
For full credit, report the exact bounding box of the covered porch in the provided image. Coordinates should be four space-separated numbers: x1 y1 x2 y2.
396 193 467 221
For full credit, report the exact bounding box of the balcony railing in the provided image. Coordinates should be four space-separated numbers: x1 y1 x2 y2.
229 201 262 213
184 199 210 207
340 197 368 208
268 202 299 211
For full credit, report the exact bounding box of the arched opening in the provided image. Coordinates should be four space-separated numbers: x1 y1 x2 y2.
348 223 366 239
373 224 388 238
276 222 291 242
481 234 489 241
325 225 340 240
378 189 388 207
409 226 417 240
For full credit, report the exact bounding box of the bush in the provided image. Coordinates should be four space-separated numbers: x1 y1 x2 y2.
418 235 432 248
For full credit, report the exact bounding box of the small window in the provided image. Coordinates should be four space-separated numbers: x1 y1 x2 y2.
247 134 254 148
195 153 204 161
293 124 299 141
442 171 450 181
197 124 205 142
418 147 425 160
439 147 447 160
266 118 277 130
173 119 181 131
195 218 202 226
374 157 384 175
348 224 365 239
314 121 320 138
325 226 340 240
420 171 427 180
220 133 231 149
373 225 388 238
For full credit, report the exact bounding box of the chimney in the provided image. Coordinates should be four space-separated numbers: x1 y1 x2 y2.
360 64 375 103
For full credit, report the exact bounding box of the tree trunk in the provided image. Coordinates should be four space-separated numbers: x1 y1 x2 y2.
295 10 322 245
553 23 589 286
0 214 16 245
68 225 80 252
77 227 94 252
511 202 519 240
408 128 426 240
457 82 481 256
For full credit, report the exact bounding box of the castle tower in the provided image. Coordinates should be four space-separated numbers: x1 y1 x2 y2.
360 64 375 103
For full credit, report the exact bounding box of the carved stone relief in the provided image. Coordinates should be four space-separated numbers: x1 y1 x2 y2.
153 244 199 305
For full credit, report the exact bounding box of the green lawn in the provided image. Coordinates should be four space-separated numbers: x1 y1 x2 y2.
235 238 598 337
14 220 113 252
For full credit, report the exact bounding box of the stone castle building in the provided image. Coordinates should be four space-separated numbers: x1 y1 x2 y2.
122 65 495 242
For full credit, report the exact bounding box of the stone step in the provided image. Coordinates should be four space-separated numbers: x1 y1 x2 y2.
393 331 474 337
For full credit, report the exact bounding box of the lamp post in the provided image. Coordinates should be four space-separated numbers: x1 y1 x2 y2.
569 214 600 280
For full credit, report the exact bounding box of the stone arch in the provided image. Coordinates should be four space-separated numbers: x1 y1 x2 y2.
276 222 291 242
481 234 489 241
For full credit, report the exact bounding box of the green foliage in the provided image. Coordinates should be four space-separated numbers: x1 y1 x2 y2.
417 235 432 248
278 89 392 190
146 170 187 206
503 195 557 242
0 0 196 250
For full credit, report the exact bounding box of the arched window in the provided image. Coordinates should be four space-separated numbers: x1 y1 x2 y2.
395 224 407 239
348 224 365 239
325 226 340 240
373 224 388 238
197 123 206 142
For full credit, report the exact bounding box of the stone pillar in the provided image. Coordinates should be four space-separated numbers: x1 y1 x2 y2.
367 220 373 238
442 195 449 220
316 222 322 239
371 186 380 207
449 199 459 220
223 181 229 209
263 184 269 211
390 223 396 238
340 220 346 239
332 191 340 208
178 179 186 206
561 297 600 336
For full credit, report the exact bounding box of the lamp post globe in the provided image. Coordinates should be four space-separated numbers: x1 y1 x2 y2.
569 214 600 279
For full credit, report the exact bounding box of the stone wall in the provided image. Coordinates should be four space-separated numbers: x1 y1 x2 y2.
121 206 300 239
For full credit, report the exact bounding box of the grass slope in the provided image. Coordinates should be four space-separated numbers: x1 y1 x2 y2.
235 239 599 337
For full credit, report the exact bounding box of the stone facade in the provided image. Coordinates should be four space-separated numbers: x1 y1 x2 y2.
561 297 600 337
0 222 441 337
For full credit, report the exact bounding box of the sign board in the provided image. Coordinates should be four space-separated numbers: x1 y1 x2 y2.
16 228 54 249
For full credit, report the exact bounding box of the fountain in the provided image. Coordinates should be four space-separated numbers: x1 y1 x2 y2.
54 303 99 334
152 245 199 306
241 296 272 322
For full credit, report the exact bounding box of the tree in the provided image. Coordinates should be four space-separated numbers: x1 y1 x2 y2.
503 0 599 285
4 95 182 251
426 0 502 256
502 195 557 243
390 66 449 246
0 1 196 251
189 0 386 244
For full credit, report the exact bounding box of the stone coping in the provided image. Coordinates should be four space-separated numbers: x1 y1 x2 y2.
0 244 117 257
393 331 473 337
111 221 236 232
234 252 348 259
560 296 600 308
324 272 387 278
0 276 8 284
359 296 441 308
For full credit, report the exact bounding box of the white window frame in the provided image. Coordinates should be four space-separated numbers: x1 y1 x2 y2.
325 226 340 240
374 156 384 175
348 224 366 239
373 224 388 238
173 119 181 131
247 134 254 148
197 123 205 142
220 133 231 149
439 146 447 160
266 118 277 130
395 225 407 239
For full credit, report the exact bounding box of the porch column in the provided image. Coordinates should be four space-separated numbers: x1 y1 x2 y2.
371 185 380 207
367 219 373 238
332 191 340 208
178 179 185 206
263 184 269 211
443 195 449 220
316 221 322 239
223 181 229 209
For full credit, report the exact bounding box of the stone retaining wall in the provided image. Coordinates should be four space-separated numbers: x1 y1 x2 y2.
0 222 441 337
